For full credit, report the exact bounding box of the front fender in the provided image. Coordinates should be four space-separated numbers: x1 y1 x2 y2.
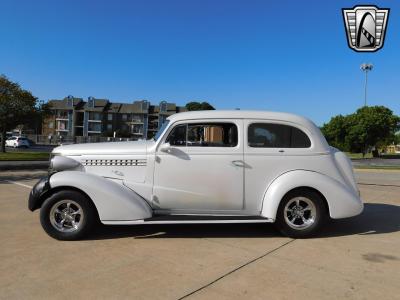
261 170 363 221
49 171 152 221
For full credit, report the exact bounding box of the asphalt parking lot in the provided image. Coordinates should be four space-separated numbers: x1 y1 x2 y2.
0 169 399 299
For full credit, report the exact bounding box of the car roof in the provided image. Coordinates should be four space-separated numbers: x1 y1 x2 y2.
168 110 309 124
166 110 330 152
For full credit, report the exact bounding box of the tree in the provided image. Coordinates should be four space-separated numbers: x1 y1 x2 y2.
321 106 400 156
349 106 399 155
395 132 400 145
185 101 215 111
23 101 51 135
0 75 38 152
320 115 349 151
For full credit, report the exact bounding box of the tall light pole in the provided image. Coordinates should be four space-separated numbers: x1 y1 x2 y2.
360 63 373 106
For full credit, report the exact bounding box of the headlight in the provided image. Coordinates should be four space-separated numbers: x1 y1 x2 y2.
49 154 82 174
49 153 60 174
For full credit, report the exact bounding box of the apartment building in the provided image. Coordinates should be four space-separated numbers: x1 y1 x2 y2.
42 96 187 140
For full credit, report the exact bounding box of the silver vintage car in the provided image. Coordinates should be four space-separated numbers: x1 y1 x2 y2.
29 111 363 240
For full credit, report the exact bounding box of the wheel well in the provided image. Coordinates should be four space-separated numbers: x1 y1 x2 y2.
282 186 330 215
39 186 100 219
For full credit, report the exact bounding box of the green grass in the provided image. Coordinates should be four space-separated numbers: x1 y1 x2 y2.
345 152 373 159
353 165 400 170
346 152 400 159
0 152 49 161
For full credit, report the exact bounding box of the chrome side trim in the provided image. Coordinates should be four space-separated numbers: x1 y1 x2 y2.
102 219 273 225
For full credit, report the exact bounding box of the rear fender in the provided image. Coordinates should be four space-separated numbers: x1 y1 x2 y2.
49 171 152 221
261 170 363 221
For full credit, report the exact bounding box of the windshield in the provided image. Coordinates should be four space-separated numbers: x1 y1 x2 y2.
153 120 170 141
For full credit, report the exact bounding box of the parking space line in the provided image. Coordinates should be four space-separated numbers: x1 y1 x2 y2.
178 239 295 300
3 180 33 189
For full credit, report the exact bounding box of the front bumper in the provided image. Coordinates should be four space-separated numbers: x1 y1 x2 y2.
28 176 50 211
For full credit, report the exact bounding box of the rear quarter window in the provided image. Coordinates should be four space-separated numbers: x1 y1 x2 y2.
248 123 311 148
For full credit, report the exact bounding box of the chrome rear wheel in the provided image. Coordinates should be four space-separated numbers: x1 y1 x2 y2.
276 189 327 238
284 197 316 230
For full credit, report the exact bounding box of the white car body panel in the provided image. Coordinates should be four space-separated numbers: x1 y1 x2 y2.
153 119 244 212
48 110 363 224
260 170 363 220
49 171 152 221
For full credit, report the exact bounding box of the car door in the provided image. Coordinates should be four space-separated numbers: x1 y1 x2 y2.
153 119 244 213
243 120 313 214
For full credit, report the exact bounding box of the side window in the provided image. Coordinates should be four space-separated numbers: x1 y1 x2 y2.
166 123 238 147
248 123 311 148
187 123 237 147
291 127 311 148
166 125 187 146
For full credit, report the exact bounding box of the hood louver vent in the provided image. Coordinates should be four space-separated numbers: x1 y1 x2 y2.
82 159 146 166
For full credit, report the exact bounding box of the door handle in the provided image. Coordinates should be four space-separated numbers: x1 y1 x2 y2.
232 160 245 167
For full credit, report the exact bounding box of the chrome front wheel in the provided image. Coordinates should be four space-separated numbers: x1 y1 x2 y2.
40 190 97 240
49 200 84 233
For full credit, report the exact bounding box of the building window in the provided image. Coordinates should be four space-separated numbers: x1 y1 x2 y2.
108 114 113 121
107 124 112 131
132 114 143 122
88 123 102 132
57 120 68 131
122 114 128 121
248 123 311 148
56 111 69 119
48 122 54 129
132 125 143 134
121 124 128 131
89 112 102 120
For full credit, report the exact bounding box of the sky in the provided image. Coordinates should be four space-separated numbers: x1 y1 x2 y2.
0 0 399 125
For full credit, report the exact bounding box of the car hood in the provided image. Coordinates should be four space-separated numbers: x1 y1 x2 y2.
53 140 153 156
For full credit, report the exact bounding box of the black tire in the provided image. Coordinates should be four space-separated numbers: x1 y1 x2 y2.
40 190 97 240
275 189 327 238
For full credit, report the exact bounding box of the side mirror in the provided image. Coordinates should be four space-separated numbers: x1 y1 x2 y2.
159 142 171 153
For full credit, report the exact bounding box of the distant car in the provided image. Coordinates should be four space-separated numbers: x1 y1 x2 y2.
6 136 30 148
29 110 363 240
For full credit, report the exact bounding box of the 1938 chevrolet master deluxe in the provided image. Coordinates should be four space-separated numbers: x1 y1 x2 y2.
29 111 363 240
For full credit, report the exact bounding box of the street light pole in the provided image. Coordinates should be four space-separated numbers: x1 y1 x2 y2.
360 63 373 107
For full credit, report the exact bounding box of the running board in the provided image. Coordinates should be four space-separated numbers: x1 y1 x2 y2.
102 216 273 225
